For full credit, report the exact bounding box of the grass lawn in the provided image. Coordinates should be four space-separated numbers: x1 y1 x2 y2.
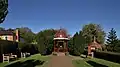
0 54 50 67
73 57 120 67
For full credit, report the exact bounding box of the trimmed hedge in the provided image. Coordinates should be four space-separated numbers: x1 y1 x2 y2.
94 51 120 63
83 50 120 63
18 42 39 55
0 40 18 62
0 40 39 61
0 40 18 54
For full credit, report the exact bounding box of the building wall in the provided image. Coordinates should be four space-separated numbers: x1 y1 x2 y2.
0 35 14 41
7 36 14 41
0 29 20 42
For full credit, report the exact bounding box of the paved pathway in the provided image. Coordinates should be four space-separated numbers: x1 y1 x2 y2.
47 56 74 67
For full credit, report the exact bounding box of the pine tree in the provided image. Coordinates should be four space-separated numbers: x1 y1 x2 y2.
106 28 118 51
69 31 86 56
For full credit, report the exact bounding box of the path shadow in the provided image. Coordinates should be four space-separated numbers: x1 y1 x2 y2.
86 60 108 67
5 59 45 67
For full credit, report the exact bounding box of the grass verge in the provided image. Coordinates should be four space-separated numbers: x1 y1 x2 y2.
0 54 50 67
73 57 120 67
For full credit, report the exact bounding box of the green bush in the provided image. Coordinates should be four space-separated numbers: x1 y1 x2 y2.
18 42 38 54
0 40 18 54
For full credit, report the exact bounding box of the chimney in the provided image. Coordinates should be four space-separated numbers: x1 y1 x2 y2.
15 29 19 42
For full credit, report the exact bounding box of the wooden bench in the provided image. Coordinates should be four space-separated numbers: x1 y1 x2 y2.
9 53 17 59
21 52 31 58
3 54 10 63
3 53 17 63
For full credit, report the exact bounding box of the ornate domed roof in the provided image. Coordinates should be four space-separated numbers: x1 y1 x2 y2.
54 29 69 40
54 29 68 38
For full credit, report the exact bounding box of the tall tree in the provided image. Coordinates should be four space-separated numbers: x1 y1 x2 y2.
36 29 56 55
69 31 86 56
16 27 35 43
106 28 118 51
82 23 106 44
0 0 8 23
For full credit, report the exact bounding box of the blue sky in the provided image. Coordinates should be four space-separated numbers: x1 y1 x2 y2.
0 0 120 37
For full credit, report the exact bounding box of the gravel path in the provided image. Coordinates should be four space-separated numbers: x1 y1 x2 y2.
47 56 74 67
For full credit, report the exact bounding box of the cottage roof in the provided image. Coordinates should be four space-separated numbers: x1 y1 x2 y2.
89 41 102 49
0 30 14 35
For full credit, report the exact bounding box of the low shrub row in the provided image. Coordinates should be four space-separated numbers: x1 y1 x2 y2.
0 40 18 54
83 50 120 63
0 40 51 56
18 42 39 55
0 40 39 62
0 40 18 62
94 51 120 63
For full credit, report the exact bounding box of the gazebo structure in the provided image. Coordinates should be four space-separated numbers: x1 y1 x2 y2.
88 37 102 58
53 29 69 53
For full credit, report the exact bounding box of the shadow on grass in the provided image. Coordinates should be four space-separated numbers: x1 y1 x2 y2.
81 55 87 59
5 59 45 67
86 60 108 67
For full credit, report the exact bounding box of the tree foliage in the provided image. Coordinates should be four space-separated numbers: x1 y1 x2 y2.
82 23 106 44
69 23 106 56
16 27 35 43
0 0 8 23
36 29 56 55
106 28 118 51
69 31 86 56
18 42 38 54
